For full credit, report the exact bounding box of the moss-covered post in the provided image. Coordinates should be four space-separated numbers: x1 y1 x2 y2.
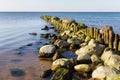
114 34 119 50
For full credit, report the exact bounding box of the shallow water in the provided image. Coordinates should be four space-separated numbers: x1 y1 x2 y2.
0 12 120 53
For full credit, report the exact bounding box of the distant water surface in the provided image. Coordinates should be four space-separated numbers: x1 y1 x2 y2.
0 12 120 53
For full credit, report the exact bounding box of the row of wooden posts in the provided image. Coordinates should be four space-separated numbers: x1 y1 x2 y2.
85 27 120 51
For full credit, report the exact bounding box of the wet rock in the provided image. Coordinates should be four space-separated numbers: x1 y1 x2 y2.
40 33 50 38
51 58 76 71
29 32 37 36
41 25 49 30
101 48 120 70
39 45 56 58
92 66 120 80
74 64 90 73
50 34 57 40
26 43 33 46
50 68 72 80
10 68 25 77
40 69 52 78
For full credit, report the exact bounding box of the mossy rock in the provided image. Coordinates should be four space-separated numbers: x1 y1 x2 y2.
50 68 72 80
78 22 87 29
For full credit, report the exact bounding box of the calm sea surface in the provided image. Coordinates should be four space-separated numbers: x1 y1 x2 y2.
0 12 120 53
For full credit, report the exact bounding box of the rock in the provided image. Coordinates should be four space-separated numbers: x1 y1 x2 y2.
39 45 56 58
40 33 50 38
75 39 105 56
29 32 37 36
40 69 52 78
113 74 120 80
74 64 90 72
41 25 49 30
51 58 76 71
101 48 120 70
100 25 113 33
61 18 75 24
69 44 79 50
77 54 91 61
61 51 77 59
92 66 120 80
10 68 25 77
50 68 72 80
54 40 70 48
50 34 57 40
67 38 81 45
52 52 63 61
91 54 101 64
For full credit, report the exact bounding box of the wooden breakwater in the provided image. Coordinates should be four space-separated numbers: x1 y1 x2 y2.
41 15 120 51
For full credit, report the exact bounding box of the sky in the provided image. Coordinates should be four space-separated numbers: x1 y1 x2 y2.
0 0 120 12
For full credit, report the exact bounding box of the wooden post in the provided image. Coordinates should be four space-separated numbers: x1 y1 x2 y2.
105 30 109 44
108 30 114 48
114 34 119 50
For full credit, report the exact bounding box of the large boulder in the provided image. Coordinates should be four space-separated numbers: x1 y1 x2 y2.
51 58 76 71
75 39 105 56
74 64 90 72
39 45 56 57
101 48 120 70
92 66 120 80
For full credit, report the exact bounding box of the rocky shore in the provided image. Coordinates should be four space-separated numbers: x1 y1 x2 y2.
39 15 120 80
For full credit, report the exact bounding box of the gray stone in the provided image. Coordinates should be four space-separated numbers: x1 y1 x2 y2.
39 45 56 57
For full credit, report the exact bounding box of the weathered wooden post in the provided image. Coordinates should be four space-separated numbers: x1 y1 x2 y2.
114 34 119 50
108 30 114 48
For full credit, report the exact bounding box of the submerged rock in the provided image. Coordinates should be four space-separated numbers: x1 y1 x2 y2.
39 45 56 58
41 25 49 30
29 32 37 36
92 66 120 80
40 33 50 38
50 68 72 80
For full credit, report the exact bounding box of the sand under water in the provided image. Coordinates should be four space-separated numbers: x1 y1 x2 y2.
0 41 52 80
